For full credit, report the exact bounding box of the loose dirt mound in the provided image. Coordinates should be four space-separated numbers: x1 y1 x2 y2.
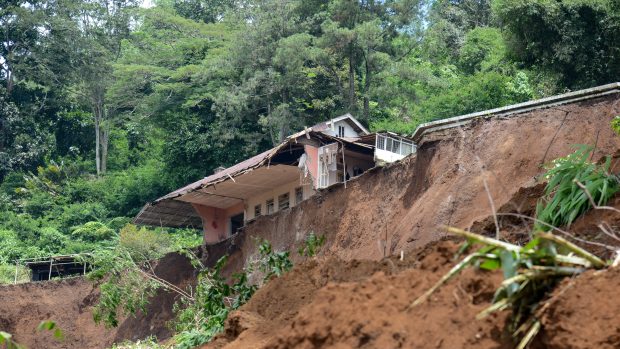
0 251 196 349
205 240 514 349
207 238 620 349
0 277 116 349
541 267 620 349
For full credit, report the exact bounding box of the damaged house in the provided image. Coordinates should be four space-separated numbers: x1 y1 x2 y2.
134 114 415 243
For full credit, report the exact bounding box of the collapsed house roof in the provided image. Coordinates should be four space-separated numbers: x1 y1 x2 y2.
134 125 374 228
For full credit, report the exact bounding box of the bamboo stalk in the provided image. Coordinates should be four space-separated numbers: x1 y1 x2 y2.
476 297 511 320
536 232 606 268
516 319 541 349
555 254 592 267
441 226 521 251
410 252 484 308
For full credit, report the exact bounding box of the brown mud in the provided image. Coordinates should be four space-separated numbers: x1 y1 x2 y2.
2 94 620 348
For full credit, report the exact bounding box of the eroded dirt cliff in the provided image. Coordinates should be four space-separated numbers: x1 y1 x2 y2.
2 93 620 348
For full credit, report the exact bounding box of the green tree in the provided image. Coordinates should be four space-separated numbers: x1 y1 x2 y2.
494 0 620 89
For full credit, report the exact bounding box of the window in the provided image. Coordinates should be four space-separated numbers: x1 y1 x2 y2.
229 213 244 236
376 134 386 150
278 193 290 210
266 199 274 214
295 187 303 205
254 204 262 218
338 125 345 137
376 133 415 156
402 141 413 156
391 139 400 154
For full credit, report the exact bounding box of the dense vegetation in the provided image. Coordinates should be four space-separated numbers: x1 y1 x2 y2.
1 0 619 280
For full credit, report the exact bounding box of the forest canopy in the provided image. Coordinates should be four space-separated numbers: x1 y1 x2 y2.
1 0 619 279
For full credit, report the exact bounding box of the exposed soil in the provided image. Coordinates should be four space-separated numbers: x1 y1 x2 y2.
220 94 620 276
206 234 620 349
205 240 513 349
0 251 196 349
541 267 620 349
0 277 116 349
3 93 620 348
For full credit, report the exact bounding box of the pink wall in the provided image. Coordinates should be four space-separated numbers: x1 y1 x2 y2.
191 202 245 244
226 202 244 217
304 144 319 188
191 203 229 244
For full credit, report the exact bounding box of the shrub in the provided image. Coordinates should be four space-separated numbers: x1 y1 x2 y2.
173 256 257 349
54 202 110 232
536 146 619 229
0 264 30 284
71 221 116 243
298 232 326 257
257 240 293 282
89 247 161 328
119 224 173 261
37 227 69 254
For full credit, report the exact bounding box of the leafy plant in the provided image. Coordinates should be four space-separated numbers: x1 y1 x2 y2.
611 116 620 136
172 256 256 349
412 226 606 349
298 232 326 257
37 320 64 340
172 239 290 348
536 146 619 230
89 247 162 328
257 240 293 281
0 321 63 349
0 331 21 349
0 264 30 284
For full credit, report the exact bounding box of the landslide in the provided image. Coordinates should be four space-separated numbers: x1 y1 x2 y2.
0 251 196 349
0 277 116 349
205 240 513 349
229 95 620 272
3 95 620 349
206 94 620 349
207 204 620 349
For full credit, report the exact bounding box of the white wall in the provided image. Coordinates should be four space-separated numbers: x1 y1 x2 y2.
375 148 406 163
323 120 360 138
245 179 315 220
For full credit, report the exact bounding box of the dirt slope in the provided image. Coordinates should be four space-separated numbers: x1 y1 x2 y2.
217 93 620 276
206 238 620 349
2 93 620 348
0 251 196 349
205 240 512 349
0 277 116 349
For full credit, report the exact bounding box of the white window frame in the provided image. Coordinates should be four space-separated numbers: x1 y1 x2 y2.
266 199 275 214
278 193 290 210
375 134 415 156
295 187 303 205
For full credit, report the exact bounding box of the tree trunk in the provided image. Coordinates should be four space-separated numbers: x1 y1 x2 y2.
348 47 356 113
93 103 102 176
92 92 108 176
363 48 371 120
101 119 109 175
